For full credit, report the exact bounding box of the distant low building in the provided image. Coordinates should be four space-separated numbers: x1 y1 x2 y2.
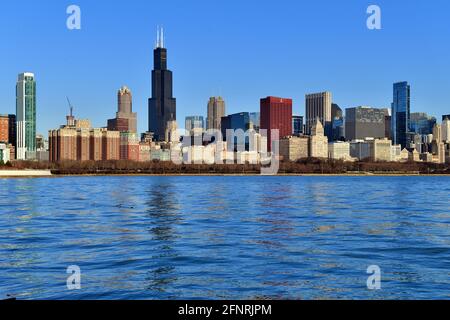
391 144 402 162
370 138 392 162
139 143 151 162
409 149 421 162
328 141 353 161
350 138 393 161
350 140 372 161
36 150 49 162
120 132 139 161
280 136 309 162
0 143 11 163
151 149 171 162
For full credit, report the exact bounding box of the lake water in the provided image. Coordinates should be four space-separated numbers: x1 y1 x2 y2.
0 176 450 300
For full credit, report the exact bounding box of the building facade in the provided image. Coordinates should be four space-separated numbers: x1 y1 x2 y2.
280 136 309 161
120 132 139 161
260 96 293 152
345 106 386 141
328 142 351 161
349 140 372 161
16 72 36 160
370 138 392 162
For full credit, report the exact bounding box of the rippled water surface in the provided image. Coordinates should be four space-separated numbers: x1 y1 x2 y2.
1 176 450 300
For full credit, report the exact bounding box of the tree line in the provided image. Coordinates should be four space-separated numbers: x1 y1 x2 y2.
2 159 449 175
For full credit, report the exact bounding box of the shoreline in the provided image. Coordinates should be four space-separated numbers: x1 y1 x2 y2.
2 171 450 178
0 170 53 178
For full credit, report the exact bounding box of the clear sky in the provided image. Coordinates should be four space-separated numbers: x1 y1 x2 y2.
1 0 449 136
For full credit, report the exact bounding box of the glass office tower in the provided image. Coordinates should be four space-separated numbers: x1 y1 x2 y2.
16 72 36 160
392 82 411 148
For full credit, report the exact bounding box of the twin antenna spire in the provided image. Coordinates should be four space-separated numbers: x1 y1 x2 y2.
156 25 165 49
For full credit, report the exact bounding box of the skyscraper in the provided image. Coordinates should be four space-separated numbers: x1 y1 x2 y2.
148 27 176 141
16 72 36 160
305 92 332 139
392 81 411 148
260 96 292 152
108 86 137 133
207 97 226 131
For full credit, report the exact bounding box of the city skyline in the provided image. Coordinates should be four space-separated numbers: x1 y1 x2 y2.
1 0 450 136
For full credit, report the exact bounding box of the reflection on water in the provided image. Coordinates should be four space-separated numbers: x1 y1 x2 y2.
0 176 450 300
145 182 181 297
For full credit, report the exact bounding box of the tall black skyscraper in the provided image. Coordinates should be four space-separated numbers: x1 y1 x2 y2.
148 27 176 141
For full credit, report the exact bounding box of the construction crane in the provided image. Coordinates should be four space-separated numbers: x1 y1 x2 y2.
66 96 75 127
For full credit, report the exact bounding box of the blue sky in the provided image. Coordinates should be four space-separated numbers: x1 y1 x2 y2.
0 0 449 135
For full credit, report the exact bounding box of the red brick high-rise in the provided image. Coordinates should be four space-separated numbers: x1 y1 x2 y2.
260 96 293 152
0 115 9 143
